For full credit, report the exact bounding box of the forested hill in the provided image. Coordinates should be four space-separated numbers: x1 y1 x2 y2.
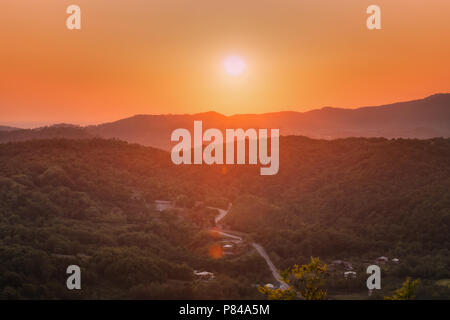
221 136 450 290
0 139 267 299
0 137 449 298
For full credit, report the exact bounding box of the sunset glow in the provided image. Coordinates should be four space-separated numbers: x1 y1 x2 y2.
0 0 449 303
0 0 449 125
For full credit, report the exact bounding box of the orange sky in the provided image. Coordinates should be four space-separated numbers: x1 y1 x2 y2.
1 0 449 127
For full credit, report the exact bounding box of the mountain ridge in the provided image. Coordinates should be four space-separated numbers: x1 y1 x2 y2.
0 93 449 149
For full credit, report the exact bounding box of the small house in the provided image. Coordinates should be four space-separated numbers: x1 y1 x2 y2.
193 270 215 281
376 256 389 264
265 283 275 290
344 271 357 279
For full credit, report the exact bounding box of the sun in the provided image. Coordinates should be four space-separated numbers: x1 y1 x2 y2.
224 55 246 76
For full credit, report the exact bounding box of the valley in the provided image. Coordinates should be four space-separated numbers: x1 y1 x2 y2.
0 137 449 299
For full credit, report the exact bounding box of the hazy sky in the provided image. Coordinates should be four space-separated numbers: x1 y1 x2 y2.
1 0 449 126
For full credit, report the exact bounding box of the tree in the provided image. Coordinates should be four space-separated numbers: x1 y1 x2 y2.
258 257 328 300
384 277 420 300
258 286 297 300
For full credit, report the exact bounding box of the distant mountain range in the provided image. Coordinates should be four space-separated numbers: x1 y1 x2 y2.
0 125 20 132
1 93 449 149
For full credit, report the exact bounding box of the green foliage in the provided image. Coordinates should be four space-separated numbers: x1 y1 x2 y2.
284 257 328 300
259 257 328 300
384 277 421 300
222 137 450 293
0 139 270 299
175 194 195 208
0 137 449 299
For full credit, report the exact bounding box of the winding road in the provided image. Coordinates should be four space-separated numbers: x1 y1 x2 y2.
209 204 289 290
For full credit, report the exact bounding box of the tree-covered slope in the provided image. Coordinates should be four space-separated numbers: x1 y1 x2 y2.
222 137 450 278
0 139 268 299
